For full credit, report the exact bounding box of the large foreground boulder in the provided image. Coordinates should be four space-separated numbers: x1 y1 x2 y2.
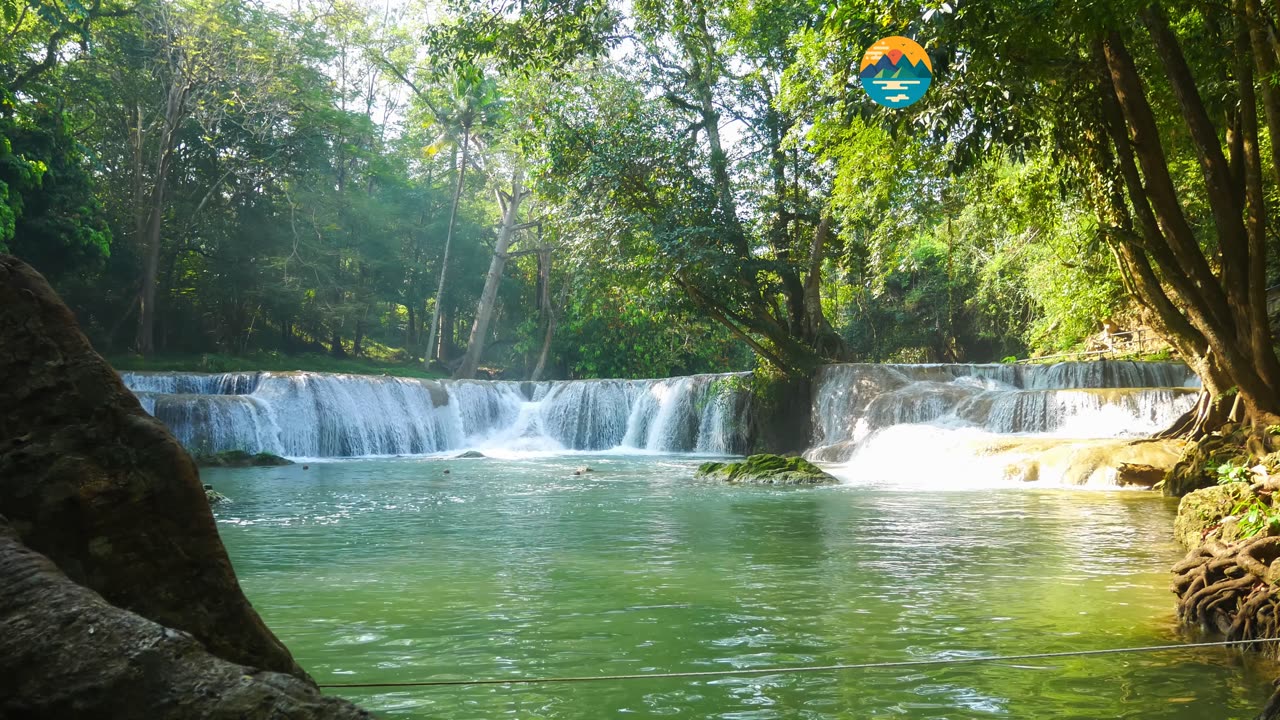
0 255 304 678
0 517 370 719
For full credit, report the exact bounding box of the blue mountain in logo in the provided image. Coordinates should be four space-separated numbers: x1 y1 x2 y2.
859 54 931 80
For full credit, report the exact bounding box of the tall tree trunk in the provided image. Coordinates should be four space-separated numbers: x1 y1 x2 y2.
801 214 843 357
1249 0 1280 183
455 167 526 379
406 303 416 350
531 316 556 381
136 184 166 357
1097 29 1280 429
134 51 189 357
1235 2 1280 400
437 304 453 363
529 248 560 381
425 130 469 367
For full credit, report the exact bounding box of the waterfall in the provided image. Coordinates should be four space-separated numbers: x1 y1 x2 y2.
123 360 1199 481
807 360 1199 486
122 371 752 458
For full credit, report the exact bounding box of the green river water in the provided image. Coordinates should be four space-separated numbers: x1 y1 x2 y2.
209 456 1277 719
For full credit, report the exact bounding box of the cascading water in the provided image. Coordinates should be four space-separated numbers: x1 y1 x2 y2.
122 359 1197 483
121 371 751 458
806 360 1199 487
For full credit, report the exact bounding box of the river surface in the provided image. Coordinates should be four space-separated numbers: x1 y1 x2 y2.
209 456 1276 719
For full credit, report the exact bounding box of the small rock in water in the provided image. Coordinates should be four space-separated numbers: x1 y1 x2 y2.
573 465 594 476
1116 462 1164 487
696 454 837 486
443 469 451 475
455 450 486 459
192 450 293 468
302 465 309 470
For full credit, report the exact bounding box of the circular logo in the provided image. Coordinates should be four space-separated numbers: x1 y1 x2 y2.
859 36 932 108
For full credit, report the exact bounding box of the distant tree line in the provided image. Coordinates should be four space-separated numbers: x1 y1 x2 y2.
4 0 1278 426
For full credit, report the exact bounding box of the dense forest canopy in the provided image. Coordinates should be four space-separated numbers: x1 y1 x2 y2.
2 0 1279 421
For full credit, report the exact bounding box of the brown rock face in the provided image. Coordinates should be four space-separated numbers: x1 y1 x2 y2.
0 517 371 719
0 255 304 679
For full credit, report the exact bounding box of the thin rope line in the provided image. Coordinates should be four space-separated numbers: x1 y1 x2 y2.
317 638 1278 689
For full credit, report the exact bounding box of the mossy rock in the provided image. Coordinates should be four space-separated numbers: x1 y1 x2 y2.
193 450 293 468
1174 483 1254 548
1163 434 1251 497
696 454 837 486
454 450 486 459
203 484 230 505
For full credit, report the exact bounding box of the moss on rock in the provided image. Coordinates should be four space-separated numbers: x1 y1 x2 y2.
193 450 293 468
203 484 230 506
1174 483 1255 548
697 454 837 486
1162 427 1280 497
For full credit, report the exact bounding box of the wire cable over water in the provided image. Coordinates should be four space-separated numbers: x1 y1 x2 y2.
317 638 1277 689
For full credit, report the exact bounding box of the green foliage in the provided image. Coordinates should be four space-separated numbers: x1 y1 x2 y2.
2 0 1254 382
1229 494 1280 540
421 0 616 75
1214 461 1253 486
553 271 751 378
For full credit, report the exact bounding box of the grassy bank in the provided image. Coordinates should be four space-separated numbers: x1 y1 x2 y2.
109 352 447 380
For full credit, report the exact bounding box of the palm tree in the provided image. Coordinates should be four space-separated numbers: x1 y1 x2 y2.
421 65 505 367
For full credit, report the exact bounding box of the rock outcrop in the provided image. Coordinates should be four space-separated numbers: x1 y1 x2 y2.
697 454 838 485
194 450 294 467
0 516 371 719
0 256 308 680
1173 483 1254 548
1162 426 1280 496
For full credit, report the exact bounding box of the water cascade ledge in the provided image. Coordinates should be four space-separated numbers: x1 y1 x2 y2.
807 361 1199 487
122 360 1199 486
122 371 753 457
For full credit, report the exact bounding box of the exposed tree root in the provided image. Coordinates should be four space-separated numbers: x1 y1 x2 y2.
1175 534 1280 639
1161 421 1280 497
1173 534 1280 719
1157 391 1228 441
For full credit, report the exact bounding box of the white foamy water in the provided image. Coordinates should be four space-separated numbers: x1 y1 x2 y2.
121 371 751 458
806 361 1198 487
122 360 1198 485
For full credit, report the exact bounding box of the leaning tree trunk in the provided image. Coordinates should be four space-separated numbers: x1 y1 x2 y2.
0 254 307 680
425 131 470 367
455 167 526 380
